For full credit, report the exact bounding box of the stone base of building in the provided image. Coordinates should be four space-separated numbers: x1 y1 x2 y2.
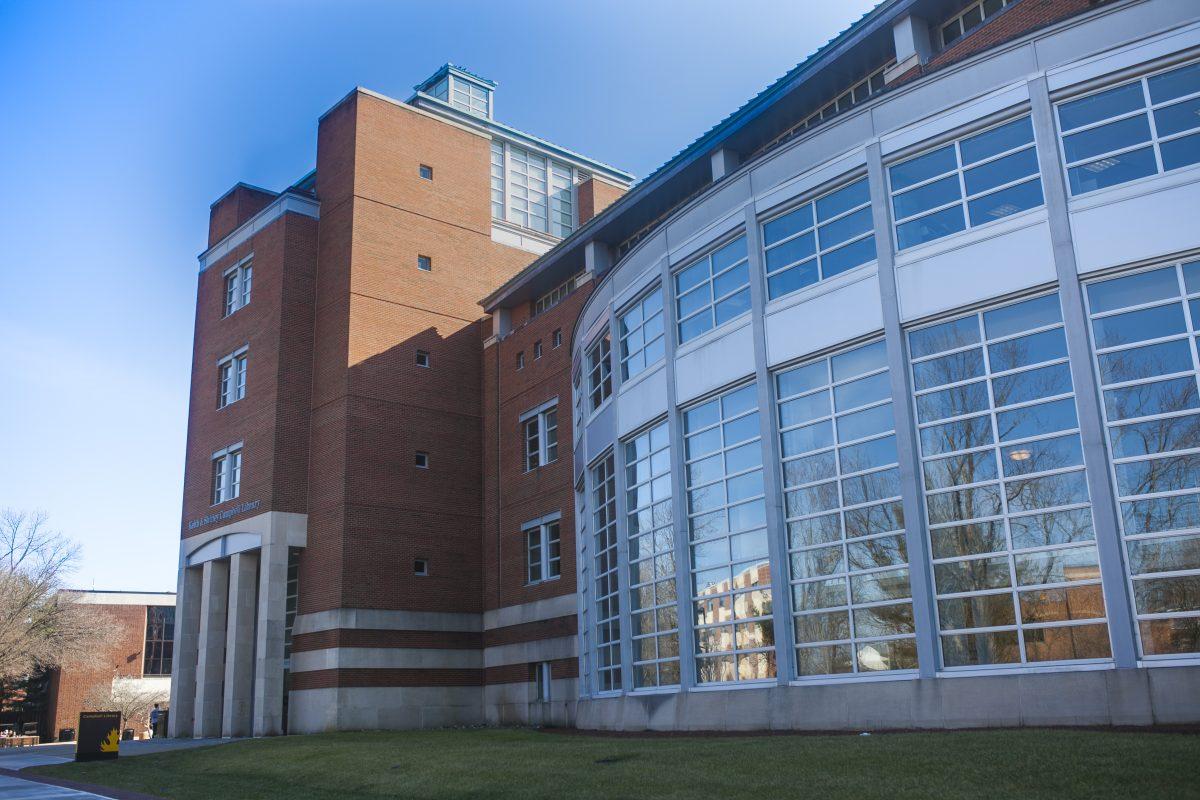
288 687 485 733
483 680 577 727
575 666 1200 732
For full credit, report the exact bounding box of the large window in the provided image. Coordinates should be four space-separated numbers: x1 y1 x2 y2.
1058 61 1200 196
491 140 575 237
683 384 775 683
1084 263 1200 659
674 236 750 344
775 340 917 677
762 177 877 300
624 421 680 688
586 332 612 411
889 115 1044 250
908 294 1111 668
526 518 562 585
591 454 621 692
211 444 243 505
523 403 558 471
143 605 174 676
618 288 665 381
223 259 252 317
217 349 247 408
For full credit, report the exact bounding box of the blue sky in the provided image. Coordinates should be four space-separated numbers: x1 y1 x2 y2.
0 0 878 591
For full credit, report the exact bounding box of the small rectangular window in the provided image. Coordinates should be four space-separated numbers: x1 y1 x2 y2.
534 340 543 360
416 350 430 368
526 520 561 584
419 164 433 180
533 661 552 702
414 558 429 576
552 329 562 348
417 255 432 272
674 236 751 344
517 351 525 370
415 451 429 469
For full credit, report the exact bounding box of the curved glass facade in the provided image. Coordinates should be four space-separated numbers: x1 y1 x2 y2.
572 48 1200 699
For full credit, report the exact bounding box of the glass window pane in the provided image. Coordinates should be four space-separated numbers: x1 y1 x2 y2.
818 207 873 249
1001 434 1083 477
1091 303 1186 350
1058 82 1146 131
963 147 1040 195
1068 146 1158 195
913 348 985 392
768 262 819 299
763 204 813 246
1086 266 1179 314
1153 96 1200 137
909 315 981 358
815 179 869 221
1062 114 1151 163
821 237 877 278
832 341 887 382
890 144 958 191
892 175 962 220
988 329 1068 373
896 204 966 249
920 415 994 456
765 232 815 273
1147 61 1200 105
960 116 1035 165
1103 375 1199 421
1097 339 1193 385
1160 130 1200 172
967 179 1044 226
714 288 751 326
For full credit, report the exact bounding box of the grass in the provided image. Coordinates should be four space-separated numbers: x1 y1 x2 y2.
29 727 1199 800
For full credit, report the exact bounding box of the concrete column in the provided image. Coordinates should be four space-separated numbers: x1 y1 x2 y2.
222 551 259 737
585 241 612 276
885 14 933 83
659 253 698 691
253 531 289 735
710 149 739 182
193 558 230 738
167 565 202 737
1028 76 1139 668
866 143 941 678
742 203 798 682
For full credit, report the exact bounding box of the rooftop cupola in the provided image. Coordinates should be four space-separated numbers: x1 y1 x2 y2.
414 63 496 119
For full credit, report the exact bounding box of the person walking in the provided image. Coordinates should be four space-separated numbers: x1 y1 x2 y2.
148 704 161 738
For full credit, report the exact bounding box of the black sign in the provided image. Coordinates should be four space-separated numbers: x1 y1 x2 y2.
76 711 121 761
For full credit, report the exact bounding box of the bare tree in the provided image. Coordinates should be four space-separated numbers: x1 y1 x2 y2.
83 678 170 731
0 509 115 681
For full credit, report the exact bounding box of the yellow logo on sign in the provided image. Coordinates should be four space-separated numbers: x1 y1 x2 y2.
100 729 119 753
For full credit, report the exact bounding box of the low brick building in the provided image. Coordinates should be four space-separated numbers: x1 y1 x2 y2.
43 591 175 740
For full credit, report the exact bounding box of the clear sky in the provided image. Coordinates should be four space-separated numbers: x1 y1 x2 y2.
0 0 879 592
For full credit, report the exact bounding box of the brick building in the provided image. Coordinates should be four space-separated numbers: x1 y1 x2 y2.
43 591 175 740
173 0 1200 735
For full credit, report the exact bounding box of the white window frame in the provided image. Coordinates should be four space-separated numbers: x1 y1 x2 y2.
1055 59 1200 198
524 513 562 585
591 452 621 693
673 235 751 345
419 164 433 181
416 350 431 368
217 346 248 409
761 176 876 301
211 443 243 505
415 451 429 469
553 329 563 348
491 139 578 238
534 340 543 360
586 331 613 412
618 285 666 381
522 400 559 472
222 256 253 317
887 113 1043 251
417 254 432 272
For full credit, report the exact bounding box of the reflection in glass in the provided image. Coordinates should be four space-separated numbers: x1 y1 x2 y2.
909 293 1111 667
1087 263 1200 658
776 340 917 677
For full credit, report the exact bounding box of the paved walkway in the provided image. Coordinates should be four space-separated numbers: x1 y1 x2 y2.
0 738 229 799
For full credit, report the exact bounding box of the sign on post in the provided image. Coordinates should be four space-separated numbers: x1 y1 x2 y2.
76 712 121 761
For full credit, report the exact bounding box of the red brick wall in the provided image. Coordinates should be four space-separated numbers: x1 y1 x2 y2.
578 178 626 225
44 605 148 739
302 91 541 620
208 185 277 248
482 281 592 614
180 210 317 539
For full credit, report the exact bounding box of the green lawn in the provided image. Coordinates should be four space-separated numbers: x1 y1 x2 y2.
31 728 1198 800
